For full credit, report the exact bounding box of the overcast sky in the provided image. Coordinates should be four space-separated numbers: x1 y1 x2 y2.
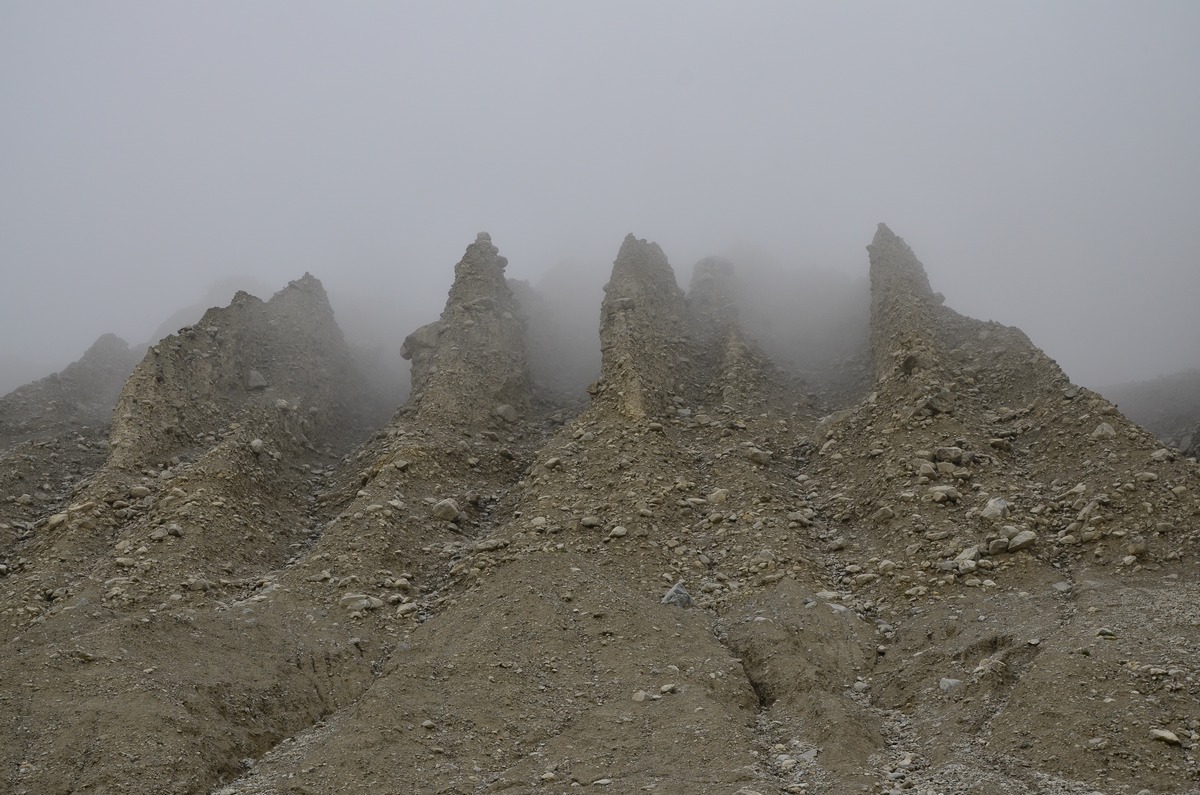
2 1 1198 392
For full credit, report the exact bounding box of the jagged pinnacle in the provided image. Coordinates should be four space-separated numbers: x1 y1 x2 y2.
867 223 934 299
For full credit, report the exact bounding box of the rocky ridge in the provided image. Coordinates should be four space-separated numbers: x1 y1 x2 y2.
0 227 1197 795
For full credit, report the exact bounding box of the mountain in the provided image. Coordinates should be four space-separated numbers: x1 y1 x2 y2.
0 228 1197 795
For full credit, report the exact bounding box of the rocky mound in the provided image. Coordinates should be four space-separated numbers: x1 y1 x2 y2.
1 227 1197 795
400 232 532 429
0 332 140 450
0 333 142 567
107 273 356 471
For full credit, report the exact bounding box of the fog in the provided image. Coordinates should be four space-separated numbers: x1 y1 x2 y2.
3 2 1198 397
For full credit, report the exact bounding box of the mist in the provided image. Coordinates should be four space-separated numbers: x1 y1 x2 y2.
2 1 1198 398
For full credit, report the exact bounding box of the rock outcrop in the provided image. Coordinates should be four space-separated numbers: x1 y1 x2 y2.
107 274 355 470
401 233 531 427
593 234 690 419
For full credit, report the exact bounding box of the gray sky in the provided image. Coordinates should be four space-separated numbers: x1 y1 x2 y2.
2 1 1198 391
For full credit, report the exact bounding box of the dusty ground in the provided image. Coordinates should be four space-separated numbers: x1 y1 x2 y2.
2 227 1197 794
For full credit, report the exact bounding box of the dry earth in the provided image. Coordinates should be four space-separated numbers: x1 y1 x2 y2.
2 226 1198 795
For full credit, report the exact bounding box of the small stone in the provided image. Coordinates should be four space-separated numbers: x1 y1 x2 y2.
340 593 384 611
249 439 265 454
1007 530 1038 552
607 526 628 539
1150 729 1181 745
939 677 962 692
244 369 269 390
955 546 981 562
708 488 730 504
661 580 693 608
580 516 602 528
431 499 460 521
1091 422 1117 439
928 485 961 504
494 404 519 424
744 447 772 465
980 497 1010 520
129 486 151 498
631 690 649 702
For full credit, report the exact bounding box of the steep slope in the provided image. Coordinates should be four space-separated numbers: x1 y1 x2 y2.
2 227 1197 795
215 238 873 795
804 224 1200 792
0 333 141 576
0 274 381 794
0 332 140 450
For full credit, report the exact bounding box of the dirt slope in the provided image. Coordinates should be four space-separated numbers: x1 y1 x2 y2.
1 228 1197 795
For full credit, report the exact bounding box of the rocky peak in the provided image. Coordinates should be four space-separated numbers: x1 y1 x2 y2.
595 234 689 419
0 332 140 449
402 233 531 427
866 223 951 385
867 222 935 300
106 274 356 470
